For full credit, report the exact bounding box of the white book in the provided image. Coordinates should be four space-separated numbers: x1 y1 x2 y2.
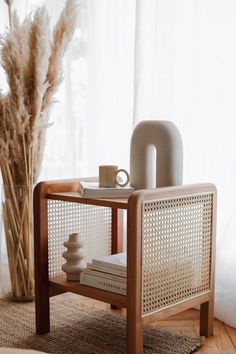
87 263 127 277
80 272 126 295
78 181 134 199
92 252 127 271
82 268 126 283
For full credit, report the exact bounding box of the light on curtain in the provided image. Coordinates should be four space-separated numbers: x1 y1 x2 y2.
0 0 135 291
133 0 236 327
85 0 135 176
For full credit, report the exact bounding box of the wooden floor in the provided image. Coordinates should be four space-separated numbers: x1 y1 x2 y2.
78 296 236 354
154 308 236 354
1 271 235 354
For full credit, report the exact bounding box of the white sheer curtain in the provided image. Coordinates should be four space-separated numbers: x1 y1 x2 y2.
133 0 236 328
0 0 236 328
0 0 135 291
3 0 135 177
85 0 135 175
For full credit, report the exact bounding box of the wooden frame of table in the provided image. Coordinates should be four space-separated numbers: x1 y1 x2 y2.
34 179 216 354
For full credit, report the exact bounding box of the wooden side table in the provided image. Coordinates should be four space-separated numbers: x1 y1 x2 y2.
34 179 216 354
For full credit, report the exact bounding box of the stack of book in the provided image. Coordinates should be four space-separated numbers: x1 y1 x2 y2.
78 181 134 199
80 252 127 295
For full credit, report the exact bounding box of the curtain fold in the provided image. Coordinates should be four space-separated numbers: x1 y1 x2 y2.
85 0 135 176
133 0 236 328
0 0 135 291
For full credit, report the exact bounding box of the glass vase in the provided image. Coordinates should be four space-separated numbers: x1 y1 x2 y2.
2 184 34 301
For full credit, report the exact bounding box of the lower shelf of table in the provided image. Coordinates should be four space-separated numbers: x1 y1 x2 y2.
49 275 127 308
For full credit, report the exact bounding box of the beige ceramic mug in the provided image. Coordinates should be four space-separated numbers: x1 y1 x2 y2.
99 165 130 188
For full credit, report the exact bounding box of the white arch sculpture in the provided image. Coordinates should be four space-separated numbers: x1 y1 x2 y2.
130 120 183 189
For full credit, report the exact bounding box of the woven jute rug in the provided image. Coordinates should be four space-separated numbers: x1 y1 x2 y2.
0 292 203 354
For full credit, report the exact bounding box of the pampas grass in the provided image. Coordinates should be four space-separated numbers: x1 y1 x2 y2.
0 0 78 298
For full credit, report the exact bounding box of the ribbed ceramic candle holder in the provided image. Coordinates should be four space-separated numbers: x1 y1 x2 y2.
61 233 86 281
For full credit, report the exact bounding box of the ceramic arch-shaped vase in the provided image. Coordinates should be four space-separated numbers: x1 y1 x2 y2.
130 120 183 189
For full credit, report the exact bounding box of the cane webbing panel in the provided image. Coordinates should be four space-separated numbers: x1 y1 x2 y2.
47 200 112 277
142 193 213 317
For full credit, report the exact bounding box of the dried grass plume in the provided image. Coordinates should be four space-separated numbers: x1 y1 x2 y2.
0 0 78 298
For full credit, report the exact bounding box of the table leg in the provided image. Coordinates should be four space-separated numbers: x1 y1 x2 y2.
111 208 123 254
127 309 143 354
127 193 143 353
111 208 123 310
34 184 50 334
200 293 214 336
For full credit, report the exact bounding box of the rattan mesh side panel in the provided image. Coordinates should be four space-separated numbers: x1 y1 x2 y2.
142 193 213 317
47 200 112 277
